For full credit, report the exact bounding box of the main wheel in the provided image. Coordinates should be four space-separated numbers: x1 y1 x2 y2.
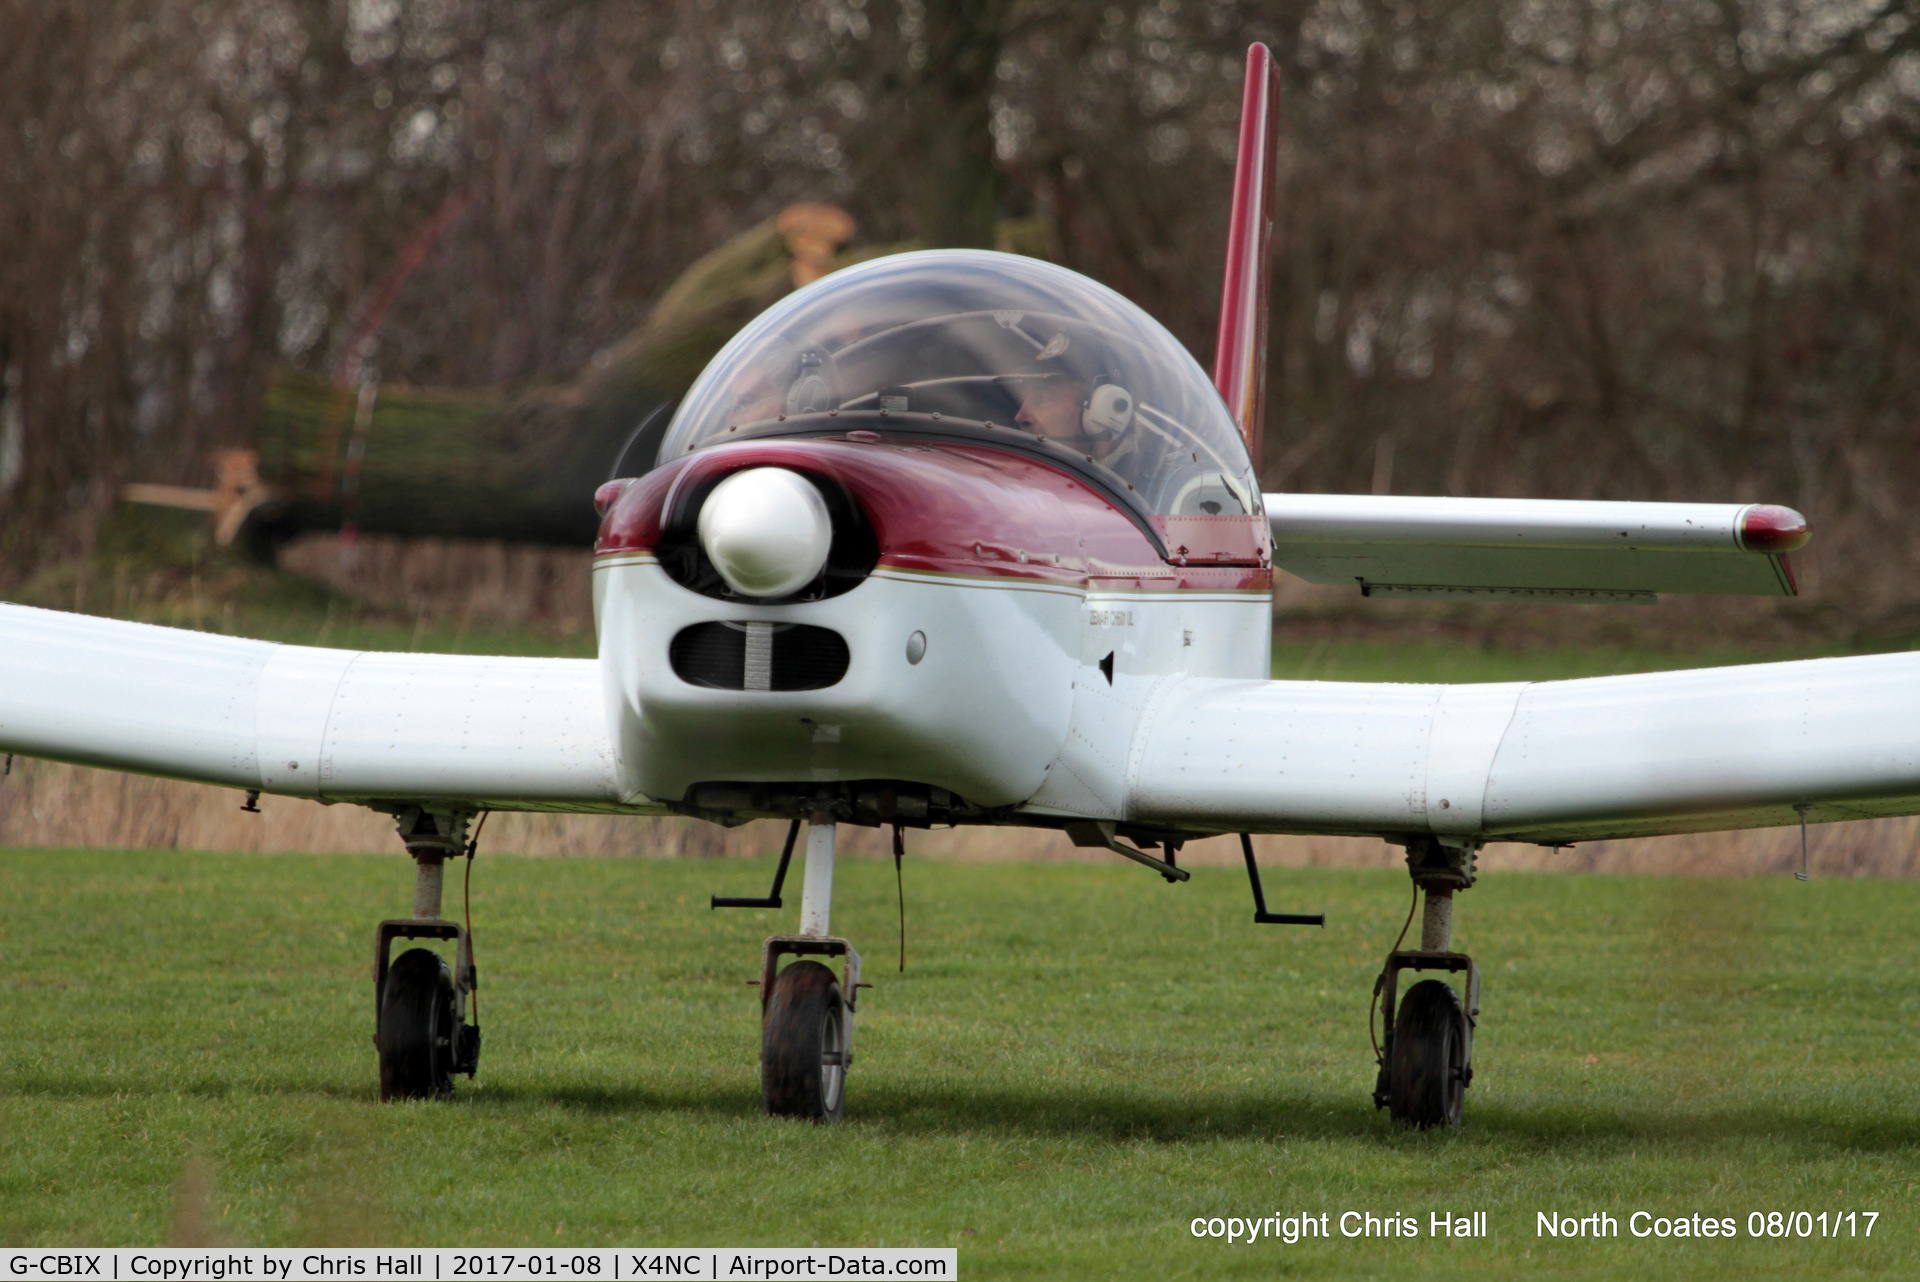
1388 979 1468 1129
762 960 846 1122
379 947 457 1101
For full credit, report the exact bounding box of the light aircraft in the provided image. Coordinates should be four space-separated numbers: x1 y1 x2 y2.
3 44 1903 1127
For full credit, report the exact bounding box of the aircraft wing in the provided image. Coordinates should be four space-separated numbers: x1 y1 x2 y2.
1123 652 1920 843
0 603 637 812
1264 493 1806 601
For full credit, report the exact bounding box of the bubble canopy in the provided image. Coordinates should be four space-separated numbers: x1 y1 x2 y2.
658 250 1260 526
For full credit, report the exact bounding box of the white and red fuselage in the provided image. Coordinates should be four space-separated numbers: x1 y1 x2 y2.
593 437 1271 821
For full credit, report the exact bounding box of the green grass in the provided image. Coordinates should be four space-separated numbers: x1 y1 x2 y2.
2 849 1916 1276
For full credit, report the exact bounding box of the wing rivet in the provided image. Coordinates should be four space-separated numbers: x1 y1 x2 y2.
1439 798 1450 809
289 761 300 770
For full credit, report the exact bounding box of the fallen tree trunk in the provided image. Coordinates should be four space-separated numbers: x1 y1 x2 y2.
248 205 872 547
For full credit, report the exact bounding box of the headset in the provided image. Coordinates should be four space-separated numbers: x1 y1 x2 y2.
1081 375 1135 442
785 350 837 416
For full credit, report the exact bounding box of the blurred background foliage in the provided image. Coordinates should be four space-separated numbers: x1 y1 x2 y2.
2 0 1919 619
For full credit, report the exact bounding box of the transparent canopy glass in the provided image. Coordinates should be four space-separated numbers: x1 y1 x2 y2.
659 250 1259 521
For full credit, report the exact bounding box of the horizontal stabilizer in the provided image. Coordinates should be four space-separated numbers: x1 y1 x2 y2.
1265 493 1806 599
0 603 635 811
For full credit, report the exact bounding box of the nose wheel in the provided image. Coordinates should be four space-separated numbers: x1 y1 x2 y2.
758 933 863 1121
762 958 850 1121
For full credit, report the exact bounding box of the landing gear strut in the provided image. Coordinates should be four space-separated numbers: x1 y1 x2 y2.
1373 837 1480 1128
756 811 862 1122
375 805 481 1100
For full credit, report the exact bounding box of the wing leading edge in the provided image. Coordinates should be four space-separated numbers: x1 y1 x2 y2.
1122 651 1920 843
0 602 637 812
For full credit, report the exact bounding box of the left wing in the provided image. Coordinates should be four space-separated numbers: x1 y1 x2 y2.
1265 492 1808 602
0 603 638 812
1121 652 1920 843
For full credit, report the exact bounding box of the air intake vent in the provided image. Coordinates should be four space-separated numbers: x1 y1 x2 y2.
669 622 850 691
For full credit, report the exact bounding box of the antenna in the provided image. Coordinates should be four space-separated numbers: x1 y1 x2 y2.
1212 42 1283 470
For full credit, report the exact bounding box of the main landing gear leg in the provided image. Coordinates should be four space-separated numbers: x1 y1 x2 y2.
1372 837 1481 1129
760 809 862 1122
374 805 481 1101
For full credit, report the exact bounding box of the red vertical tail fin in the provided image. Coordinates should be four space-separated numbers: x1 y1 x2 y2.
1212 42 1282 472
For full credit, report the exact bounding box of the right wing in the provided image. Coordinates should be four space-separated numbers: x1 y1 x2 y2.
1122 651 1920 843
1265 493 1808 602
0 603 640 812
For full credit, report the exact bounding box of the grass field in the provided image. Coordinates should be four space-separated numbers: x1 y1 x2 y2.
2 849 1916 1276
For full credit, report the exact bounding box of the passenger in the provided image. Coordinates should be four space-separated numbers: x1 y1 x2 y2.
724 365 785 425
721 340 819 425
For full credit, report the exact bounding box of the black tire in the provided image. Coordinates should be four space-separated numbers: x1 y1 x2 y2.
762 960 846 1122
379 947 457 1101
1388 979 1468 1129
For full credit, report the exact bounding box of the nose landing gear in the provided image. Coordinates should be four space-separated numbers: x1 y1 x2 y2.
742 812 864 1122
1373 837 1481 1129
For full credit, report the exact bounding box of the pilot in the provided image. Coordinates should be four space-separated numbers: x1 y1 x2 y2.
1013 374 1137 469
1012 375 1087 442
